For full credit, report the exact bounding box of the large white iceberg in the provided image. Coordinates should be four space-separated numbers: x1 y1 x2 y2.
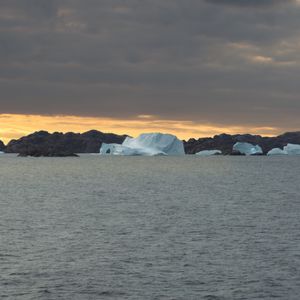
100 143 146 156
283 143 300 155
267 148 287 156
233 142 263 155
196 150 222 156
100 133 185 156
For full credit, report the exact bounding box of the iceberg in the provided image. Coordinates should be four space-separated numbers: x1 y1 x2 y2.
100 133 185 156
232 142 263 156
283 143 300 155
196 150 222 156
99 143 143 156
267 148 287 156
264 144 300 156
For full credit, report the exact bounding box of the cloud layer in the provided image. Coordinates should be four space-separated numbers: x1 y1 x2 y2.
1 0 300 130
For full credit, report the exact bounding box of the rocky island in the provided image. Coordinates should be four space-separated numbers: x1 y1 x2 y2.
5 130 127 156
17 148 79 157
0 140 5 152
1 130 300 156
184 132 300 155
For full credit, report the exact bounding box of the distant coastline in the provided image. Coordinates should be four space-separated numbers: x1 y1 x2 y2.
1 130 300 156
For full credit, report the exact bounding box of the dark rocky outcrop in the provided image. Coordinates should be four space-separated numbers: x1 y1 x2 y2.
184 132 300 155
18 149 79 157
3 130 300 156
0 140 5 152
6 130 127 155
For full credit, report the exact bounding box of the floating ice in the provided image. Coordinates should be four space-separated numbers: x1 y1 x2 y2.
196 150 222 156
267 144 300 155
283 143 300 155
267 148 287 156
99 143 143 156
100 133 185 156
233 142 263 155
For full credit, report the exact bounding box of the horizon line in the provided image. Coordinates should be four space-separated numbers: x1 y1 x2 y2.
0 113 296 144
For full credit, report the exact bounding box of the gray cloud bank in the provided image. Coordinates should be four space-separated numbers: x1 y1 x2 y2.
1 0 300 129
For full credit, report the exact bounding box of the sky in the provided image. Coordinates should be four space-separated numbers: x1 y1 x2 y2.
1 0 300 143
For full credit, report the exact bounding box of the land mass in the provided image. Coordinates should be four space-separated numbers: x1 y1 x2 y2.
184 132 300 154
4 130 127 157
0 140 5 152
1 130 300 156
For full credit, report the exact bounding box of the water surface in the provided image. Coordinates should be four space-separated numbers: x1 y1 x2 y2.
1 155 300 299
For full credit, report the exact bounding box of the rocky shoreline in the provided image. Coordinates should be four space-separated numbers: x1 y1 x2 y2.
3 130 127 157
184 132 300 155
0 130 300 156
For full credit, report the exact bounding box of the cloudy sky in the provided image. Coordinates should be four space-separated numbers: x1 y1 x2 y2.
1 0 300 141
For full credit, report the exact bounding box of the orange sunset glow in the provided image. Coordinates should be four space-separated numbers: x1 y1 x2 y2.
0 114 281 145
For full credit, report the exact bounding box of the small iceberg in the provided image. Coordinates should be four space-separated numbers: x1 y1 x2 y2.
267 148 287 156
232 142 263 156
196 150 222 156
283 143 300 155
100 133 185 156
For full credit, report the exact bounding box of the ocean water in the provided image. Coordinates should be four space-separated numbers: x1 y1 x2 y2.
1 154 300 300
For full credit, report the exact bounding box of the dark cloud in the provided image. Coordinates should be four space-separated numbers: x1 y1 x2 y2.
205 0 293 7
0 0 300 130
0 0 59 18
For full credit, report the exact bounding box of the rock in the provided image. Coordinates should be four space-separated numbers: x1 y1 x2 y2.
184 133 263 155
18 149 79 157
4 130 300 157
0 140 5 152
5 130 127 154
100 133 185 156
184 132 300 155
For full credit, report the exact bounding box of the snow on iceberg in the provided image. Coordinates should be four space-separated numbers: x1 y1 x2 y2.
196 150 222 156
283 143 300 155
100 133 185 156
267 148 287 156
232 142 263 155
99 143 143 156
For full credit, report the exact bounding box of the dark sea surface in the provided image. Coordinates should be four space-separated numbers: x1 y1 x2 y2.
1 154 300 300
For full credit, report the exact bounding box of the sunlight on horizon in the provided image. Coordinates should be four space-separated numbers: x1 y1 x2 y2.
0 113 281 144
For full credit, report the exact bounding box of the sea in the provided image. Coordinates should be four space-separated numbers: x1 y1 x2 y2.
1 154 300 300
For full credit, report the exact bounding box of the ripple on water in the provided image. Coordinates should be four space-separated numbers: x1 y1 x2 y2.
0 155 300 299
